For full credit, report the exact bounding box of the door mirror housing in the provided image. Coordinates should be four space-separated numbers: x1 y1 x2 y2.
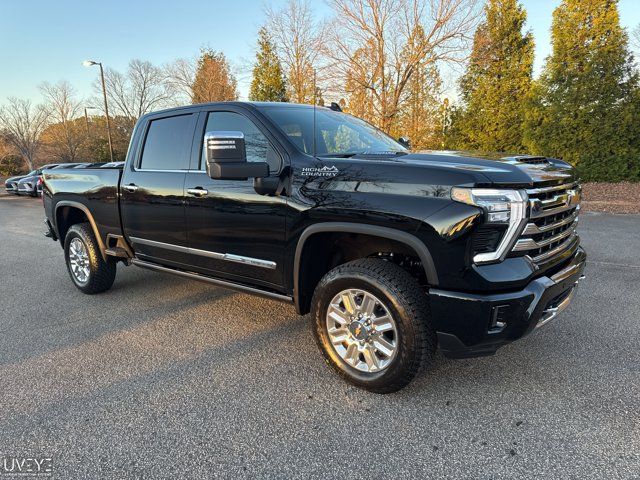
398 137 411 149
204 131 269 180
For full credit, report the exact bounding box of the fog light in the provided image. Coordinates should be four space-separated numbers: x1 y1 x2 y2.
489 305 509 333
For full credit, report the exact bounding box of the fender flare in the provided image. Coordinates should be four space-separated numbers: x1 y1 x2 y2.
54 201 107 261
293 222 439 311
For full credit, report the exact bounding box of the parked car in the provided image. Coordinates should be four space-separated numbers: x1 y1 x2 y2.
20 163 92 196
42 102 586 393
50 163 86 170
14 164 59 196
5 172 32 194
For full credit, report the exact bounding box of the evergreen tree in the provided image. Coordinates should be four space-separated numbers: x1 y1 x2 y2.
249 28 288 102
524 0 639 181
453 0 534 152
191 49 238 103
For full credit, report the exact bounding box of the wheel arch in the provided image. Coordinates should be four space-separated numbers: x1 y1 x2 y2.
293 222 438 314
55 201 107 261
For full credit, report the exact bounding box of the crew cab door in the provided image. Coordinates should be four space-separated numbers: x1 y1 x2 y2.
183 107 287 289
120 111 197 267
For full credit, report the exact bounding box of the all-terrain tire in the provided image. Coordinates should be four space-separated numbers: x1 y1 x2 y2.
64 223 116 294
311 258 436 393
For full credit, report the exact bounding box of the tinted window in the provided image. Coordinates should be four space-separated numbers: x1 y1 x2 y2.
140 114 193 170
202 111 280 172
261 107 406 156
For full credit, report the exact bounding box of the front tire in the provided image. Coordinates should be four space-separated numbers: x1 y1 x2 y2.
64 223 116 294
311 258 436 393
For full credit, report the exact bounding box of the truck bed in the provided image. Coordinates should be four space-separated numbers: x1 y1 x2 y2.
42 164 124 248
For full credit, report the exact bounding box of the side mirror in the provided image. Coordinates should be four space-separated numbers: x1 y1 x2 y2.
204 131 269 180
398 137 411 149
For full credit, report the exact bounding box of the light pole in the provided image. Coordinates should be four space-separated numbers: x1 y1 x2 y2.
83 60 114 162
84 107 90 136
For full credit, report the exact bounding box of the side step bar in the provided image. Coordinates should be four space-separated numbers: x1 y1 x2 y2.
131 259 294 304
105 246 130 258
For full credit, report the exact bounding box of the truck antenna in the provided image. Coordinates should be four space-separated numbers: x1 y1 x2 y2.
313 69 318 158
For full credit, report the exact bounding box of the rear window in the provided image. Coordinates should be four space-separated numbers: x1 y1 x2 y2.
139 114 194 170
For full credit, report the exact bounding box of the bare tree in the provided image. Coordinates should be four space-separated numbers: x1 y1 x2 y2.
165 57 197 103
265 0 326 103
40 81 84 162
326 0 480 132
632 23 640 52
95 59 173 129
0 98 49 170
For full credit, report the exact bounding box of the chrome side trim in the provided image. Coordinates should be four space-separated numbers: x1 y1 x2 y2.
513 222 577 251
129 236 277 270
131 169 203 173
132 259 292 303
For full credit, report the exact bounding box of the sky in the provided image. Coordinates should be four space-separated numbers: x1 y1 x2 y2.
1 0 639 107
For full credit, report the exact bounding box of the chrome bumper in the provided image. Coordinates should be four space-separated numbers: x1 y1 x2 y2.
536 273 586 329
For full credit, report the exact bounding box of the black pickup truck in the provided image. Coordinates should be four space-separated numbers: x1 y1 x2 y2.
42 102 586 393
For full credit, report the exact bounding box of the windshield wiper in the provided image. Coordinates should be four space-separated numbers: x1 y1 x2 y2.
317 152 364 158
317 150 407 158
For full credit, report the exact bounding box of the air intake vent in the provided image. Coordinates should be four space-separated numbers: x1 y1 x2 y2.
514 156 549 164
472 224 507 254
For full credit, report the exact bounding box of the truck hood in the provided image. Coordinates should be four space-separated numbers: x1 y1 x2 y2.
342 150 577 187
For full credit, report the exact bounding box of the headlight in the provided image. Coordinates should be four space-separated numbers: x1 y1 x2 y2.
451 187 528 264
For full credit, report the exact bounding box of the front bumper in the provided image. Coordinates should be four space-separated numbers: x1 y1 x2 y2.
17 183 35 195
430 247 586 358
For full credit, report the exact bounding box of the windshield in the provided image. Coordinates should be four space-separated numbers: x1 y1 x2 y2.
261 106 406 157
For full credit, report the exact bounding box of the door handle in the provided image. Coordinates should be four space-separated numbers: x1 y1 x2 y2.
187 187 209 197
123 184 138 192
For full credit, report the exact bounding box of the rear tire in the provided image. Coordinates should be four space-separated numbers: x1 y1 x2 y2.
64 223 116 294
311 258 436 393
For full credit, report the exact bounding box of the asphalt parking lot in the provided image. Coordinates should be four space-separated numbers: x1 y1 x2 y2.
0 194 638 479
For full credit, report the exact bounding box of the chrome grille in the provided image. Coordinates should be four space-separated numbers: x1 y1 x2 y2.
511 181 581 264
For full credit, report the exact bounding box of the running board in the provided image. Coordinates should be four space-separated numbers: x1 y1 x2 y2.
131 259 293 304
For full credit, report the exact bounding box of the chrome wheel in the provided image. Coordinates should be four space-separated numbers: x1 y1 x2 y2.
325 289 398 373
68 238 90 284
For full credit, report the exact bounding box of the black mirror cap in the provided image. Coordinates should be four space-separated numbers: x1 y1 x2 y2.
208 161 269 181
398 137 411 149
204 131 246 163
